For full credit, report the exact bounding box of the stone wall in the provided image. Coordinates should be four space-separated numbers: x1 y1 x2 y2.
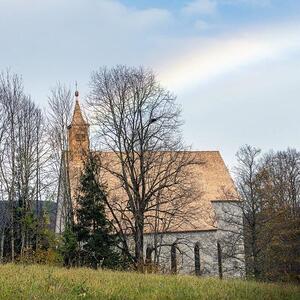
212 201 245 277
142 201 245 277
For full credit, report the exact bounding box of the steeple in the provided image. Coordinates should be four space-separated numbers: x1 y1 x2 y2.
70 90 88 127
68 89 90 157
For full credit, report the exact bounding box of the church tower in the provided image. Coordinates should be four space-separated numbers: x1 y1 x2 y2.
67 90 90 204
68 90 89 160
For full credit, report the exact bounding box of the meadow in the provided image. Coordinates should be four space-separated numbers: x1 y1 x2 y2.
0 264 299 300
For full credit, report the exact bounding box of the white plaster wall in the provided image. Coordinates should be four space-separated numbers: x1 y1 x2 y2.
212 201 245 277
141 201 245 277
144 230 219 276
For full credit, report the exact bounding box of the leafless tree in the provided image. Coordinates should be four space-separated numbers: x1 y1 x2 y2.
47 83 72 180
262 149 300 219
0 71 23 261
234 145 300 281
0 85 7 262
234 145 265 278
0 183 8 263
47 83 73 231
0 70 50 261
259 149 300 280
87 66 200 268
15 97 49 255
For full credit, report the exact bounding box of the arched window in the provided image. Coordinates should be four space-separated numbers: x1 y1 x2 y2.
194 242 201 276
171 243 177 274
146 245 152 265
217 241 223 279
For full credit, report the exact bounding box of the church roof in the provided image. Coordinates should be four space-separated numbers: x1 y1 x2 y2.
69 92 89 127
89 150 238 233
66 97 238 233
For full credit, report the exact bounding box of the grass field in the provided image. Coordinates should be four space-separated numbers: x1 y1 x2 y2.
0 264 299 300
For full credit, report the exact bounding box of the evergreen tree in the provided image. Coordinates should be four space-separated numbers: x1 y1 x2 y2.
60 224 77 267
75 154 121 269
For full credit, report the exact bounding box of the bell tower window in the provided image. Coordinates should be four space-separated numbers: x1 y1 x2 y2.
75 133 86 141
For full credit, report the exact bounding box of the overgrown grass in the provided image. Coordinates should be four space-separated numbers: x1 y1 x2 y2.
0 264 299 300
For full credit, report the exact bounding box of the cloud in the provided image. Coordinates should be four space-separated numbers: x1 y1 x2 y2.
0 0 174 105
158 21 300 91
194 20 211 31
0 0 173 58
182 0 217 15
0 0 173 31
222 0 271 6
181 0 270 17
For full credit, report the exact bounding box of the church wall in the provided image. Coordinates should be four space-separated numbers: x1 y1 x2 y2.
141 201 245 277
143 230 219 276
212 201 245 277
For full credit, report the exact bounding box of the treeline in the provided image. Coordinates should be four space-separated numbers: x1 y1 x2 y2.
0 71 73 263
236 146 300 282
0 71 52 263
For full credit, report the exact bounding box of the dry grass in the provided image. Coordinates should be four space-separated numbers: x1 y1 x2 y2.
0 264 299 300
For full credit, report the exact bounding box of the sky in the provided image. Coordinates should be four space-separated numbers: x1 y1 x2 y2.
0 0 300 169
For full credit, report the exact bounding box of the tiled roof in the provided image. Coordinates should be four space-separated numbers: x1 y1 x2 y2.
69 150 238 233
67 99 238 233
69 100 88 127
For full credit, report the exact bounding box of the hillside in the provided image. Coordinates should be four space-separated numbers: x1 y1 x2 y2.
0 264 299 300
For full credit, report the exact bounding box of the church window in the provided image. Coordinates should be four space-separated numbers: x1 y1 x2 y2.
75 133 86 141
171 243 177 274
217 241 223 279
146 245 152 265
194 242 201 276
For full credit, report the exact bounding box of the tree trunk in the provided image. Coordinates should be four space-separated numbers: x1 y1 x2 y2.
0 231 4 263
135 214 144 271
251 226 260 279
21 230 25 258
10 226 14 262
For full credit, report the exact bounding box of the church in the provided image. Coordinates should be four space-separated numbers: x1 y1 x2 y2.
56 92 245 277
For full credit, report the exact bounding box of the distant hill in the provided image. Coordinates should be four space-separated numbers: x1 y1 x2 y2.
0 201 57 231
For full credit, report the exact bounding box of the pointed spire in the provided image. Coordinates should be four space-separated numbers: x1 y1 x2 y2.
70 86 88 127
75 81 79 99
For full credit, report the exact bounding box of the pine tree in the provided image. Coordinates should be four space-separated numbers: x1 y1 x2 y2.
61 224 77 267
75 154 121 269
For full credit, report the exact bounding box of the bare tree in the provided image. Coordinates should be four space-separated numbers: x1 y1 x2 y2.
47 83 72 177
0 71 23 261
0 183 8 263
259 149 300 280
234 145 300 281
47 83 73 232
234 145 265 279
87 66 200 268
15 97 48 256
0 70 50 261
0 84 7 263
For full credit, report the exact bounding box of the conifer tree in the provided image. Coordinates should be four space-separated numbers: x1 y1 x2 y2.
75 154 121 269
61 224 77 267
